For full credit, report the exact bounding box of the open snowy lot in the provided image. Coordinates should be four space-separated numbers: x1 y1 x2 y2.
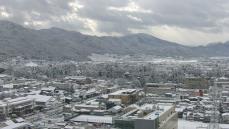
178 119 229 129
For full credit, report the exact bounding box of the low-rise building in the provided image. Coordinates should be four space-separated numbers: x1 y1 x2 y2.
108 89 142 105
27 94 53 109
40 86 56 96
0 119 32 129
0 97 33 116
145 83 178 95
71 115 113 124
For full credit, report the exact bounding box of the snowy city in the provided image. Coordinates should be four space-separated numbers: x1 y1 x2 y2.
1 0 229 129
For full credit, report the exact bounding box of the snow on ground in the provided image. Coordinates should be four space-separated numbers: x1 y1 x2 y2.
178 119 229 129
178 119 207 129
25 61 38 67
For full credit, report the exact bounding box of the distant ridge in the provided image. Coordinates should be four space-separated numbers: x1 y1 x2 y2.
0 20 229 60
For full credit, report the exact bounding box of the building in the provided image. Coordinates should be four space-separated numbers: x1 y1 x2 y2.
50 81 73 91
0 90 16 99
27 94 53 109
64 76 92 85
114 103 178 129
74 104 102 111
40 86 56 96
0 119 32 129
71 115 113 124
184 77 209 89
79 88 99 99
108 89 142 105
0 97 34 116
145 83 178 95
222 113 229 123
0 74 12 82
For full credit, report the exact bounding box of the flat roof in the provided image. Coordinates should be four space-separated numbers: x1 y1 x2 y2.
1 120 31 129
109 89 137 95
71 115 113 124
41 86 55 91
0 97 33 107
143 104 173 120
75 104 99 108
120 103 173 120
64 76 87 80
27 94 52 103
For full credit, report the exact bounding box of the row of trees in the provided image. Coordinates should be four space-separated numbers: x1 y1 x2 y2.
4 61 227 86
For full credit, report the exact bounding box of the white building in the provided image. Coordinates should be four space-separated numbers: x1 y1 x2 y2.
0 119 32 129
0 97 33 116
27 94 54 108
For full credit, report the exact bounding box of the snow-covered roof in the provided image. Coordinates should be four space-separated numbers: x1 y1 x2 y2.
143 104 173 120
0 120 31 129
86 88 96 94
15 117 25 123
175 107 185 112
27 94 52 103
0 74 10 78
2 83 14 88
71 115 113 124
41 86 55 91
25 62 38 67
109 89 137 95
108 98 122 102
64 76 87 80
0 97 33 107
220 124 229 129
75 104 99 108
110 105 122 111
222 113 229 116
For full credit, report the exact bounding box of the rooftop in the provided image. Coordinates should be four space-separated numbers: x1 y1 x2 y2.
109 89 137 95
0 97 33 107
41 86 56 91
0 120 31 129
71 115 113 124
119 103 173 120
27 94 52 103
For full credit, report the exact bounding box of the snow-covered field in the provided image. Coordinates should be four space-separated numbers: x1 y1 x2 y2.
178 119 207 129
178 119 229 129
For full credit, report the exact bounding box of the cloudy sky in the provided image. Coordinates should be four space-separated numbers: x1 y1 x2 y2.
1 0 229 46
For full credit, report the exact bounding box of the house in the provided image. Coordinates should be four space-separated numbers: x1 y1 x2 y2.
40 86 56 96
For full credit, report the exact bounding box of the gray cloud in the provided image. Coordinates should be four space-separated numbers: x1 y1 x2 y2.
1 0 229 45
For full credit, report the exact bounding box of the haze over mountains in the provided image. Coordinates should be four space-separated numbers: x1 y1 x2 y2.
0 20 229 61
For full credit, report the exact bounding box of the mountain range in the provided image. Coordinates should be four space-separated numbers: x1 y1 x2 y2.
0 20 229 61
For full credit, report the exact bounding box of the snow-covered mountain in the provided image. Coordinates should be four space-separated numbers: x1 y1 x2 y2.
0 20 229 60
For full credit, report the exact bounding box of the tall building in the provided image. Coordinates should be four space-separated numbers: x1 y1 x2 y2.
115 103 178 129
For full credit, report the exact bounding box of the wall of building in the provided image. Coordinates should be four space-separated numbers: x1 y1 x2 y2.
115 119 135 129
159 112 178 129
134 119 158 129
109 95 135 105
